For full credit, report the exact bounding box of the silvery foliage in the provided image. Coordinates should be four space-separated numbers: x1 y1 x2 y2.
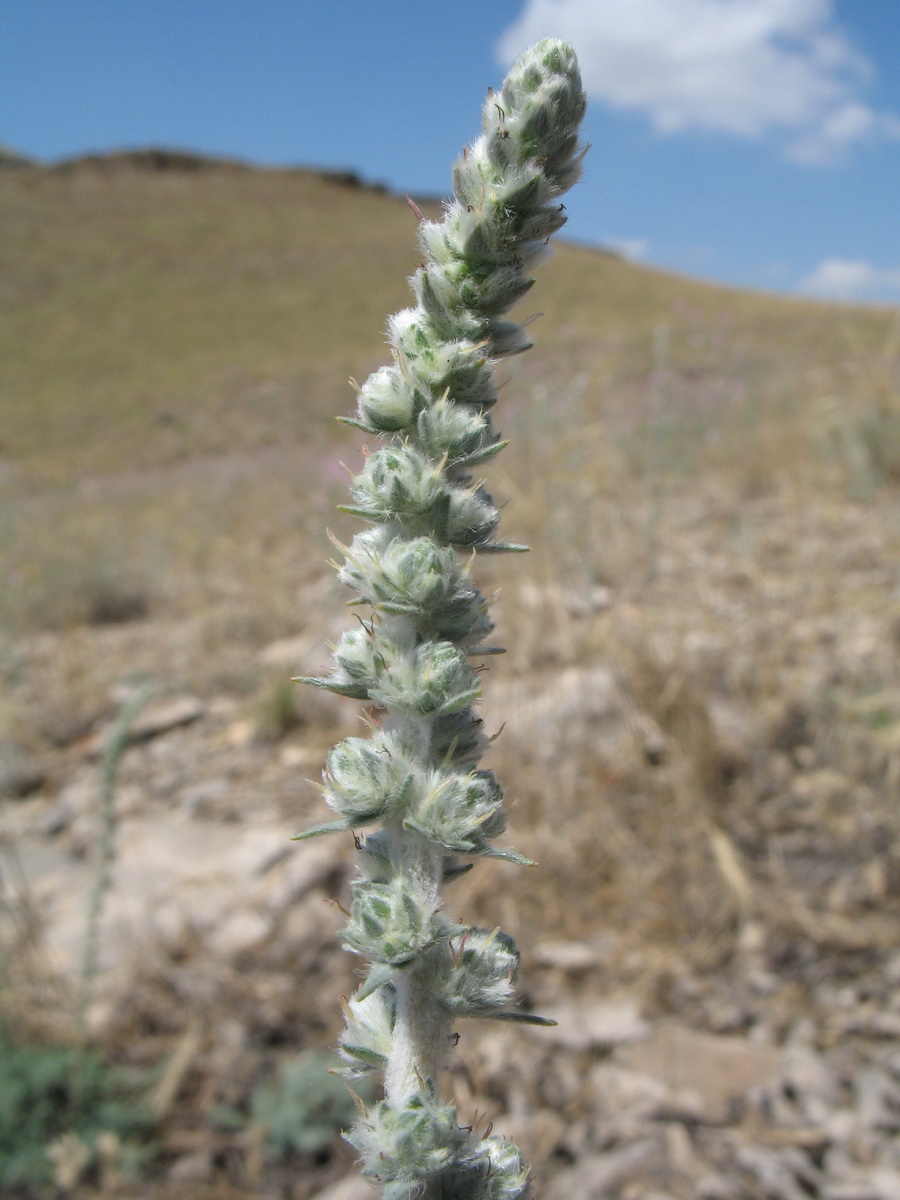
295 39 585 1199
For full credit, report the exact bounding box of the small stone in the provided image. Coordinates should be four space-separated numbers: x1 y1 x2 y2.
84 695 205 757
707 695 759 770
150 897 189 949
856 1066 900 1132
310 1173 374 1200
780 1029 840 1123
209 910 271 958
839 1011 900 1039
565 584 612 616
258 635 312 670
588 1063 670 1119
179 777 229 816
697 1173 743 1200
537 999 649 1050
532 939 612 972
260 839 340 914
168 1150 213 1184
41 799 73 835
824 1109 857 1143
546 1141 659 1200
618 1021 782 1124
823 1184 888 1200
226 719 256 747
664 1120 696 1172
0 742 47 798
871 1170 900 1199
493 665 628 766
130 695 205 740
734 1143 816 1200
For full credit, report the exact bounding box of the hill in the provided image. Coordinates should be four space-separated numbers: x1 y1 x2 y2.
1 150 894 485
3 152 900 1200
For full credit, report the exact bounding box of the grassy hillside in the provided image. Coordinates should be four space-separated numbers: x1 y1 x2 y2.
3 150 898 740
1 158 424 481
1 153 895 486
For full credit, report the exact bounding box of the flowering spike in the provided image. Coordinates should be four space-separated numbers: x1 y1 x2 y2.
295 38 585 1197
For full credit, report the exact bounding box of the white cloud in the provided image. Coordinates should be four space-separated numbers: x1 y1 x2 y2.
497 0 900 162
788 99 900 164
799 258 900 300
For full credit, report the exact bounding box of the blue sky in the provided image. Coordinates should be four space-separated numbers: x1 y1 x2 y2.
2 0 898 302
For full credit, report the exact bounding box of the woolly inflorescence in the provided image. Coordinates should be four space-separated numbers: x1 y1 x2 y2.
295 38 586 1200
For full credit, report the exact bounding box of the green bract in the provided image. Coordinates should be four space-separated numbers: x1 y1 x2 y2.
345 444 502 548
341 877 459 967
339 986 397 1077
347 1090 471 1184
346 1088 534 1200
404 769 507 856
339 530 494 647
434 928 519 1016
294 37 585 1198
323 733 417 827
369 641 481 717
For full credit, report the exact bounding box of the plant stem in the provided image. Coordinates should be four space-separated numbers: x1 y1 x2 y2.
77 680 153 1042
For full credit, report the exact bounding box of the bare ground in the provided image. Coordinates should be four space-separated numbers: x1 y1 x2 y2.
3 428 899 1200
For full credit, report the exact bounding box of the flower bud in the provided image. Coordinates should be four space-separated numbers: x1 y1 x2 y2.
477 1139 533 1199
298 625 388 699
323 732 417 827
330 626 385 696
341 877 441 966
404 769 506 856
339 985 397 1077
339 531 494 647
409 337 496 410
356 365 420 433
434 928 519 1016
346 1090 470 1184
371 641 481 717
416 396 492 463
347 445 501 548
